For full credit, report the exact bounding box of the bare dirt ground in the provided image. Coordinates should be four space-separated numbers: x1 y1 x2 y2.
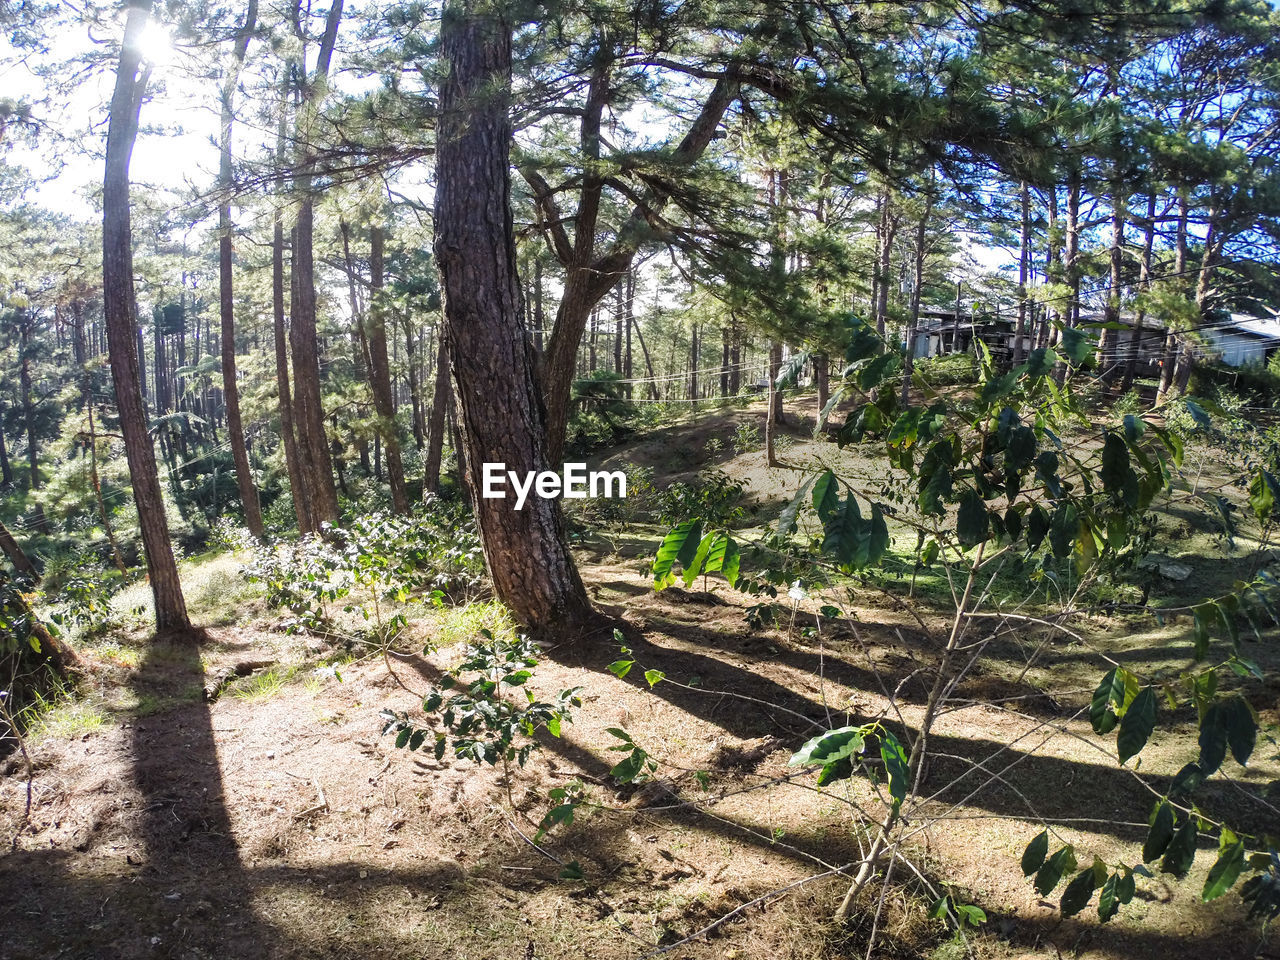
3 558 1278 960
4 397 1279 960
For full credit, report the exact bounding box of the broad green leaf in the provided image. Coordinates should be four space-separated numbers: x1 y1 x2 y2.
537 803 577 842
879 730 910 812
775 350 810 389
1199 699 1229 776
610 748 647 783
1201 696 1256 773
857 351 900 391
867 503 889 565
1006 425 1038 472
1203 839 1246 902
676 520 703 570
1101 432 1130 500
812 470 840 522
703 532 730 573
1061 867 1099 917
607 659 634 679
1024 346 1058 377
817 387 847 431
1249 470 1280 523
1027 505 1050 549
1117 686 1157 764
1090 668 1125 735
652 519 701 589
682 532 716 587
1022 830 1049 876
919 461 952 516
1115 869 1136 904
1035 845 1076 896
1161 820 1198 878
643 669 665 688
887 408 924 449
816 757 855 785
1097 872 1121 923
1143 799 1175 862
1182 398 1211 431
1057 326 1093 365
721 540 741 588
1191 603 1216 661
956 489 989 547
777 475 816 538
822 494 869 570
1169 762 1205 799
1223 697 1257 767
790 726 867 767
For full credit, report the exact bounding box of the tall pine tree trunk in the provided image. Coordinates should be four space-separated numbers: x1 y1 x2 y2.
286 0 342 527
1122 194 1157 392
274 218 309 532
424 327 450 496
434 0 590 634
103 1 188 632
218 0 263 537
367 225 408 513
1013 180 1030 366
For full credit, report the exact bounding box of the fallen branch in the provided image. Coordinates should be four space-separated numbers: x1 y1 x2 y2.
203 660 276 702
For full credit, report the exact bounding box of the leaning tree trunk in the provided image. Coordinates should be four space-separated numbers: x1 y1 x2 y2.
433 0 591 634
103 1 189 632
0 518 37 580
218 0 264 537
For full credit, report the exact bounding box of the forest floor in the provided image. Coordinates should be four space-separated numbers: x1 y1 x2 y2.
3 397 1280 960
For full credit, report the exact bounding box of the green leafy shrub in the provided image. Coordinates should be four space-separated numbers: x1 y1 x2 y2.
732 419 762 455
241 504 485 637
656 469 746 527
380 630 580 780
914 351 978 387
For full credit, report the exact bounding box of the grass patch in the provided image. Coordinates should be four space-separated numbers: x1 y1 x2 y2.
123 686 204 717
228 665 298 702
110 550 266 628
33 699 108 740
428 599 518 649
82 639 142 668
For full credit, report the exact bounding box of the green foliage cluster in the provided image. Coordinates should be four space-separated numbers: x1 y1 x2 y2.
650 312 1280 927
241 505 483 637
380 630 580 770
655 469 746 528
913 351 978 387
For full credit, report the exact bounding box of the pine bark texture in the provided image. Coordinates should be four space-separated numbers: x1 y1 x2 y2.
367 225 409 513
286 0 343 527
103 1 189 632
218 0 263 537
433 0 591 634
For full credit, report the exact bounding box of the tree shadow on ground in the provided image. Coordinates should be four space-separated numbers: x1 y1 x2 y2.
549 612 1278 845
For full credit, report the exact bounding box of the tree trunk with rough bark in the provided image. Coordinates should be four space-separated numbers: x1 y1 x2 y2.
366 224 408 513
424 327 450 496
103 1 188 632
286 0 342 527
218 0 263 538
0 518 36 580
434 0 591 634
529 69 739 464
